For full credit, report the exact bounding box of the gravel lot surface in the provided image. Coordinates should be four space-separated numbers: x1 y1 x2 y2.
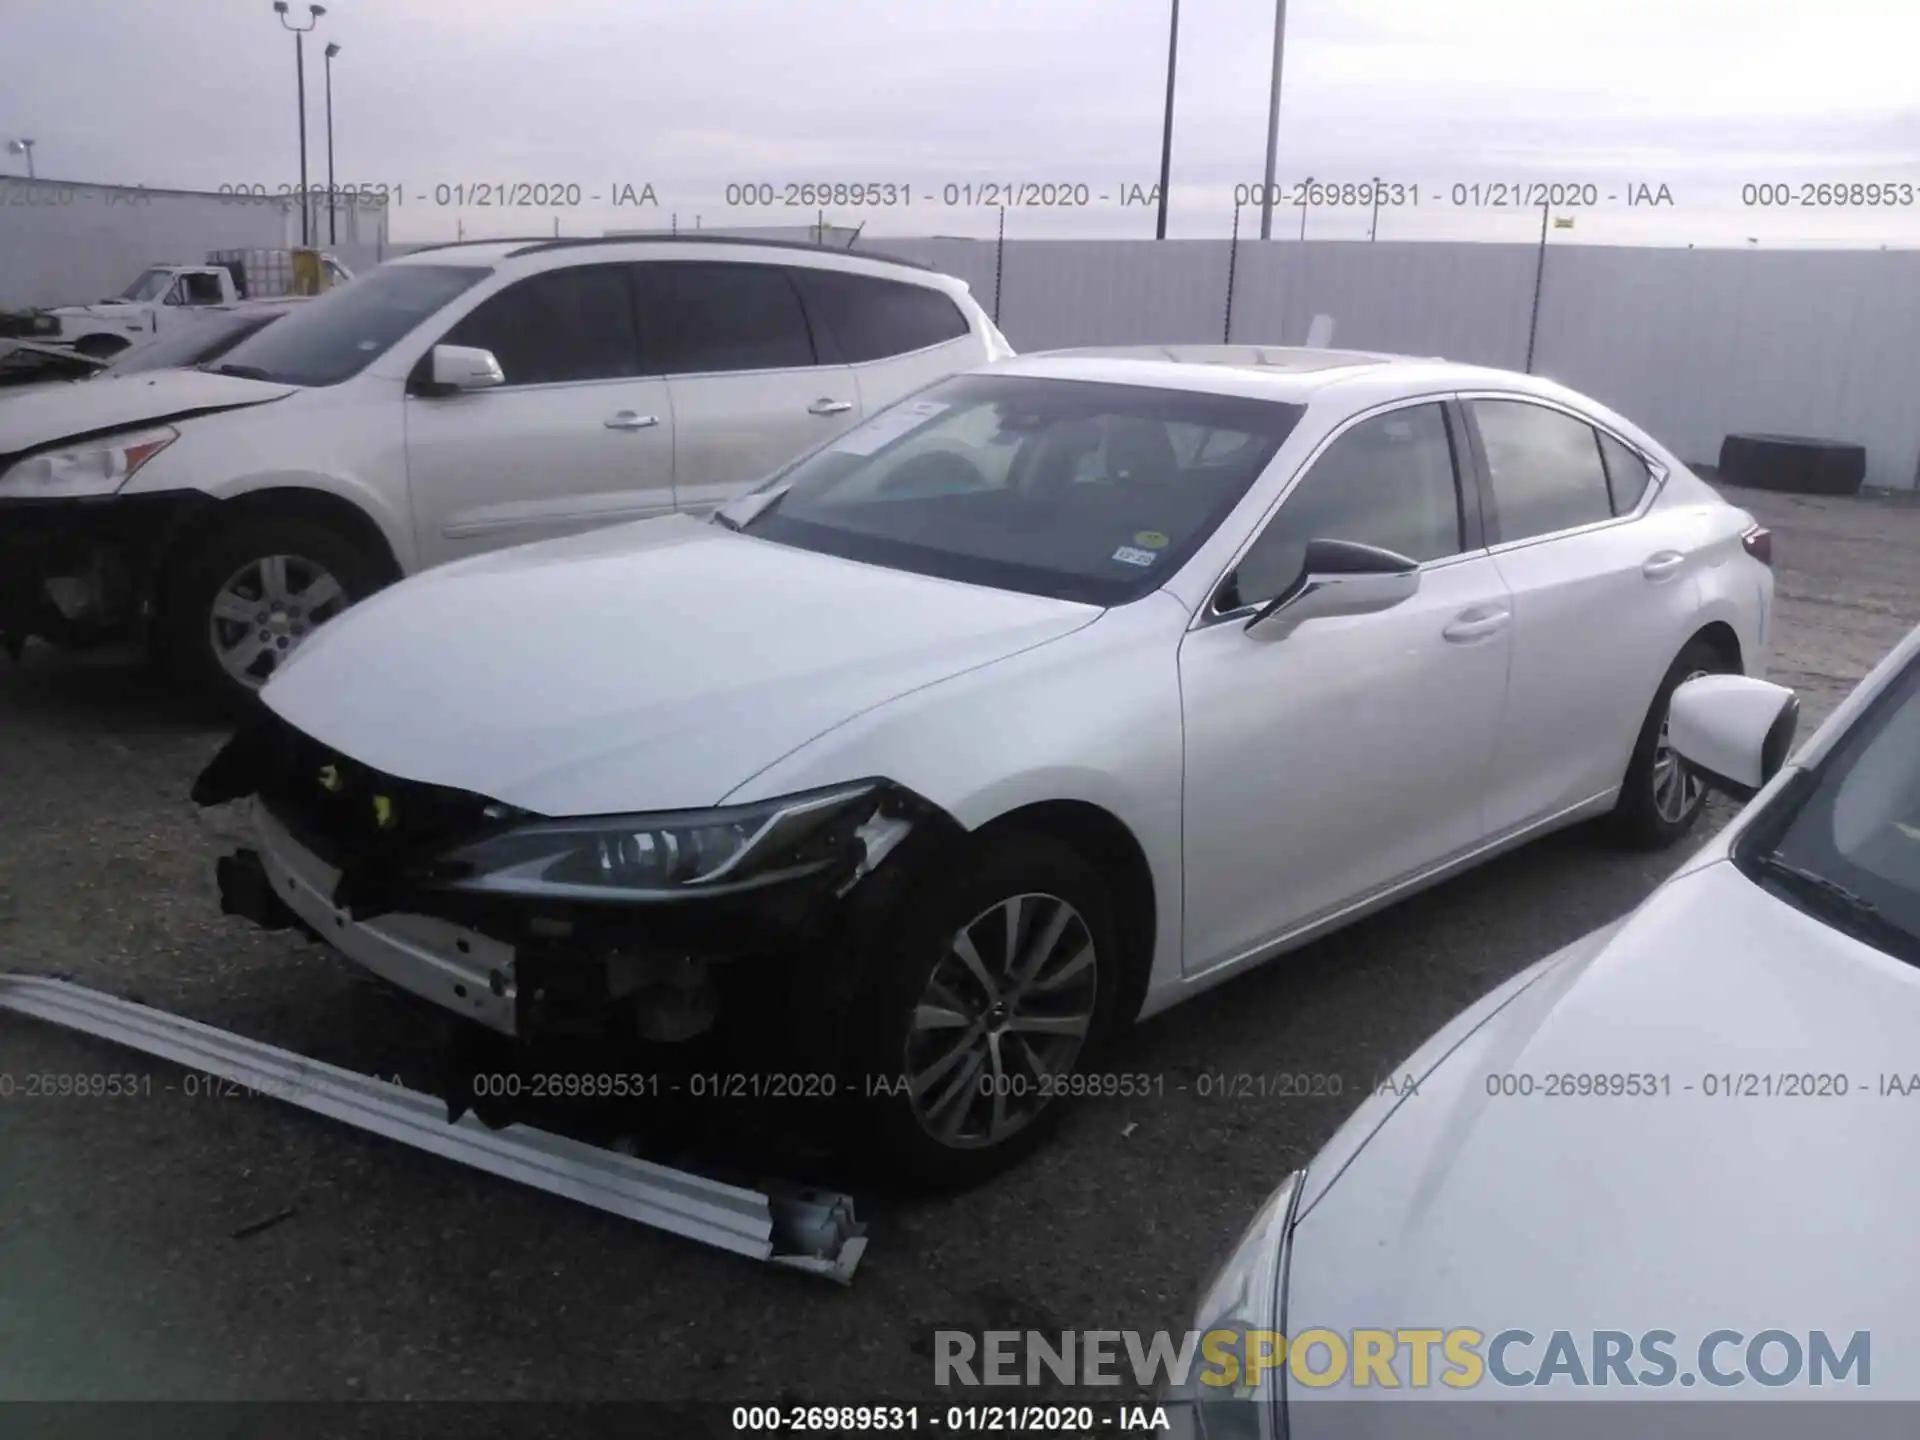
3 484 1916 1414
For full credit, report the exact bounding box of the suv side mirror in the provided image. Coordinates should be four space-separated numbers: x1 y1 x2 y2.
425 344 505 393
1244 538 1420 639
1668 674 1800 801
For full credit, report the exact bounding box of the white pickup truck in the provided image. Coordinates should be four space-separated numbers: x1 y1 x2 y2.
28 250 352 359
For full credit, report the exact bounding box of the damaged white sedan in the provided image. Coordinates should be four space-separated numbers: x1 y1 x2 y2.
195 347 1773 1185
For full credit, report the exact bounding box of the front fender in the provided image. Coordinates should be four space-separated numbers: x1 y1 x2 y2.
120 385 418 573
721 594 1191 997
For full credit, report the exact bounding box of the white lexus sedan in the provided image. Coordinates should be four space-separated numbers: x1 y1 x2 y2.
1165 626 1920 1435
193 346 1774 1186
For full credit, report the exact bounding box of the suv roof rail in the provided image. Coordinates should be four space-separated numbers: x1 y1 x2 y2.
505 233 935 270
396 233 935 271
399 235 560 256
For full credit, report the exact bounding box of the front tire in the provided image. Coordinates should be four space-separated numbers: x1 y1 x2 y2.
1608 638 1729 849
852 832 1120 1190
157 513 393 715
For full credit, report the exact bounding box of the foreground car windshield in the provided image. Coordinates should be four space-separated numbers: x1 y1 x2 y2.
209 263 487 386
1738 650 1920 963
743 374 1304 604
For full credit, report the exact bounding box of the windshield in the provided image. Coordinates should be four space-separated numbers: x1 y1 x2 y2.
118 268 175 302
211 263 488 386
741 374 1304 605
1736 648 1920 964
106 310 279 376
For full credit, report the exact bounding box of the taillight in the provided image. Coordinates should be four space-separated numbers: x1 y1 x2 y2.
1742 525 1773 567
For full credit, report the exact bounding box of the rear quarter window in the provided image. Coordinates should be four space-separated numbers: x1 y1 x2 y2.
789 267 972 364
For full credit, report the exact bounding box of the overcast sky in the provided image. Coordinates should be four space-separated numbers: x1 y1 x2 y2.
5 0 1920 245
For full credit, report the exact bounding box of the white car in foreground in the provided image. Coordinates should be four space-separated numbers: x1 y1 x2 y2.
1167 623 1920 1433
196 346 1774 1186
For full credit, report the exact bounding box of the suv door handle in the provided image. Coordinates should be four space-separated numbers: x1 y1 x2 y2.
605 411 660 430
1641 550 1686 581
808 399 854 416
1442 606 1511 643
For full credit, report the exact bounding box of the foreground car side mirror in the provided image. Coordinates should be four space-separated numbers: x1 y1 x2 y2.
426 344 505 393
1668 674 1800 801
1244 538 1420 639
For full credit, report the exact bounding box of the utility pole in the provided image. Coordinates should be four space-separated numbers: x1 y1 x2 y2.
323 41 340 245
1154 0 1180 239
272 3 327 247
1257 0 1288 239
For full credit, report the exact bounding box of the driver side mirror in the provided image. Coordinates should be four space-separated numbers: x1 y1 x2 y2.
424 343 505 394
1668 674 1800 801
1243 538 1420 639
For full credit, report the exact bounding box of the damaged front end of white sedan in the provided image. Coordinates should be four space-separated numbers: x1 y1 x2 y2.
193 707 960 1151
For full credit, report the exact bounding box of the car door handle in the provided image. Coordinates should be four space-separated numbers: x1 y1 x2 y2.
1442 606 1511 643
604 411 660 431
1641 550 1686 581
808 398 854 416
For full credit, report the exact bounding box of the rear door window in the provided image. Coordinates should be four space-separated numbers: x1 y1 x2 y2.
1471 399 1615 543
635 262 816 375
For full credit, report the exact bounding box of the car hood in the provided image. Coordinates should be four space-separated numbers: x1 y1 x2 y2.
0 368 295 455
262 515 1101 815
1285 856 1920 1395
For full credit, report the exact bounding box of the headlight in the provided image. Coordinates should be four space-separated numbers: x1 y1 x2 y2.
0 425 178 499
1163 1169 1301 1440
430 782 886 901
33 313 59 336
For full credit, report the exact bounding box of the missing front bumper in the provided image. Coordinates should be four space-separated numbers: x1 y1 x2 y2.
0 973 868 1282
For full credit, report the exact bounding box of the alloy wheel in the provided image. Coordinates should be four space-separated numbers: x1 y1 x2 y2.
1651 668 1713 823
903 891 1099 1150
207 553 350 690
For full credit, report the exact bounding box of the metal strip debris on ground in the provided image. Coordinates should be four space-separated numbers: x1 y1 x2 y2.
0 973 867 1283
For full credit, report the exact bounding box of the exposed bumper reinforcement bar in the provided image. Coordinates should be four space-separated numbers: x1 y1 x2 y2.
0 973 867 1284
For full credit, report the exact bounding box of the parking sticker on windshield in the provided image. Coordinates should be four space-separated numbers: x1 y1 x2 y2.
829 400 951 456
1133 530 1170 549
1111 546 1158 567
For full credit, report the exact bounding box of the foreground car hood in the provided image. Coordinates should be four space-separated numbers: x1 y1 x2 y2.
264 515 1100 814
0 368 295 455
1288 857 1920 1393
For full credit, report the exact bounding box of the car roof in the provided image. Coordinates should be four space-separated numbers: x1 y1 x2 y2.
389 233 937 274
989 346 1540 404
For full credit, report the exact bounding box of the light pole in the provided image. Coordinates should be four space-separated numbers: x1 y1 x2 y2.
6 139 34 179
1257 0 1288 239
1154 0 1179 240
324 41 340 245
273 2 327 247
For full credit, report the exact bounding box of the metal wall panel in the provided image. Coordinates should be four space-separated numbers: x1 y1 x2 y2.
873 237 1920 489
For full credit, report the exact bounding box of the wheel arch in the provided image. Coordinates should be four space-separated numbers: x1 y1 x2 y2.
966 798 1160 1029
1688 618 1744 675
151 484 405 611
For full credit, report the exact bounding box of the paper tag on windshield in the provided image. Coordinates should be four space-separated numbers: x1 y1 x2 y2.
829 400 950 456
1111 546 1158 567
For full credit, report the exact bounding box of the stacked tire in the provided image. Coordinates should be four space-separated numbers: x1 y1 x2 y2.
1718 433 1865 496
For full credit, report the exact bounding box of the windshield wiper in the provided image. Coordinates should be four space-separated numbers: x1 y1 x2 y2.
1749 851 1920 961
204 362 274 380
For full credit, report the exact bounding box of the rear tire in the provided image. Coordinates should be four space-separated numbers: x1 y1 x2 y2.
156 513 394 716
849 832 1121 1191
1608 638 1730 850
